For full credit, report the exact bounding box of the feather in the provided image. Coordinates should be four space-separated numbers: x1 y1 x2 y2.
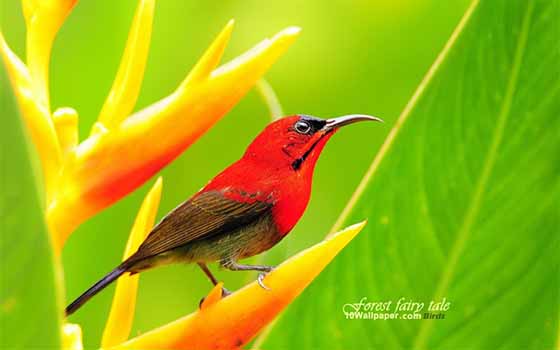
129 190 273 262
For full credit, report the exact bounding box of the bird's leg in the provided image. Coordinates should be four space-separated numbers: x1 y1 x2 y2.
220 259 275 290
197 262 231 297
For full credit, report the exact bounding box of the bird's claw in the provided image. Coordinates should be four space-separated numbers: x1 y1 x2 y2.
257 271 273 291
221 286 232 297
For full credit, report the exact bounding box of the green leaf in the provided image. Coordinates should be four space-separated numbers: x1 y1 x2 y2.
0 67 62 347
258 0 559 349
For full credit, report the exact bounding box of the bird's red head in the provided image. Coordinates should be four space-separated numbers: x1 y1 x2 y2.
207 114 382 235
240 114 381 233
243 114 382 174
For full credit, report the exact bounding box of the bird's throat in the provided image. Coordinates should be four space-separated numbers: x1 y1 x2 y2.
291 130 333 171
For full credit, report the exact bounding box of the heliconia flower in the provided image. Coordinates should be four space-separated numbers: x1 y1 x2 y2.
105 221 367 350
0 0 300 253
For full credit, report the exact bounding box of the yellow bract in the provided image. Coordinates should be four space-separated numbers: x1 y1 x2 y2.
0 31 62 201
95 0 154 130
22 0 77 109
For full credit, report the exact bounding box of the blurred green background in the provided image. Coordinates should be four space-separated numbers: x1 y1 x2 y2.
1 0 472 347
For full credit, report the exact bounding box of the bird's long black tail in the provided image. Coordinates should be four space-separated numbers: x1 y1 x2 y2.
65 263 129 316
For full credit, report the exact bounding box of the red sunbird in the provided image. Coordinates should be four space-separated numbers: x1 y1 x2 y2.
66 114 382 316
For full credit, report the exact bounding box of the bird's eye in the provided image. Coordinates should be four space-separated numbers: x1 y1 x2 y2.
294 120 312 134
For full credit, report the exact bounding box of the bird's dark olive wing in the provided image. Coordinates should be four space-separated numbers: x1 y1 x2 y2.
130 190 272 261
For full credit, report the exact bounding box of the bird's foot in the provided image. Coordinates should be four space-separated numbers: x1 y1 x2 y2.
218 259 275 291
257 267 275 291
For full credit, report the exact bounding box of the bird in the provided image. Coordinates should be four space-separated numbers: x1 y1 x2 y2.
65 114 382 316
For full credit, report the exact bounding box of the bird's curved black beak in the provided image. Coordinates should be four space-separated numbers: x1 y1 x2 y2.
323 114 383 131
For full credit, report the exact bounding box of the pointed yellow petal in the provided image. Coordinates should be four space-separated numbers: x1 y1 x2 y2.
22 0 77 109
46 25 299 245
112 222 366 350
180 19 234 88
0 31 61 202
211 26 300 82
62 323 83 350
96 0 155 131
101 177 162 348
53 107 78 156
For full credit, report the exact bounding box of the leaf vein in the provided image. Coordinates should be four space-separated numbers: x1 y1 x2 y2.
411 2 535 348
